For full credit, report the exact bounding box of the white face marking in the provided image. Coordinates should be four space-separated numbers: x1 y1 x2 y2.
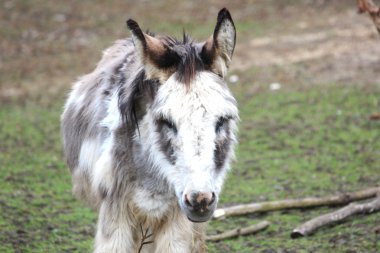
139 71 238 212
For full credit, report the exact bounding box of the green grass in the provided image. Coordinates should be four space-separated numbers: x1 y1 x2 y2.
1 84 379 252
1 1 380 252
0 103 96 253
207 84 380 252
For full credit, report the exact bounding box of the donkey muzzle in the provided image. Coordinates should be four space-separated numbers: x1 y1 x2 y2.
182 191 217 222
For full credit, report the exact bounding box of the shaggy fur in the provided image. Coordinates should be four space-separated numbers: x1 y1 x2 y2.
61 8 237 253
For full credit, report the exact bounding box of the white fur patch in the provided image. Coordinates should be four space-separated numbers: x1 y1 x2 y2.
138 72 238 206
132 187 171 219
92 91 123 196
79 138 102 173
100 90 122 131
92 140 113 196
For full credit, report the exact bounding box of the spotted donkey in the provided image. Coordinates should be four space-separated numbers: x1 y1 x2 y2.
61 8 238 253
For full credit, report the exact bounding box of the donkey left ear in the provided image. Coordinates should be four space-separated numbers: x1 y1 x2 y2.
201 8 236 77
126 19 176 80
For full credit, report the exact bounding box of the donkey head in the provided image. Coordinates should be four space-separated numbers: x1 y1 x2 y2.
125 8 238 222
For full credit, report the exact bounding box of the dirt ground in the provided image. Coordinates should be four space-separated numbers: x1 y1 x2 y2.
1 1 380 103
231 1 380 87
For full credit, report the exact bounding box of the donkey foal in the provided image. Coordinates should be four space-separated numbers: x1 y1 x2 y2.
61 8 238 253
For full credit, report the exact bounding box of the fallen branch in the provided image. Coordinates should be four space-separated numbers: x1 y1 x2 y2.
357 0 380 33
291 195 380 238
206 221 270 242
213 187 380 219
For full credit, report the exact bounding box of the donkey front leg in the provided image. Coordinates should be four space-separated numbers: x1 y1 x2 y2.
153 212 207 253
94 202 137 253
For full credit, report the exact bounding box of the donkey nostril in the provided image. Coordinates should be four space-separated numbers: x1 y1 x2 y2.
209 192 216 206
184 194 192 207
184 192 216 210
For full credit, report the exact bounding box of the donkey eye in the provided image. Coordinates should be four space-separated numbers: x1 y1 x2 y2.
159 118 177 133
215 117 229 133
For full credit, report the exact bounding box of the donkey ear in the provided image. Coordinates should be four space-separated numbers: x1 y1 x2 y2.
201 8 236 76
126 19 174 79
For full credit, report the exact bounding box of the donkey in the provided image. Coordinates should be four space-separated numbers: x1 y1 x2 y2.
61 8 238 253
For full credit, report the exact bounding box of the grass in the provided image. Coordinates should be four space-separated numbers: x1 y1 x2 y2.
207 84 380 252
0 103 95 253
1 1 380 252
1 84 379 253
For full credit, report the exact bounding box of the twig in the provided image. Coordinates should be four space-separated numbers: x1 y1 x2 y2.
291 195 380 238
206 221 270 242
137 224 154 253
213 187 380 219
357 0 380 33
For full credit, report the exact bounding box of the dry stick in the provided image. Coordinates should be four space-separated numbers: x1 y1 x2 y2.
357 0 380 33
206 221 270 242
137 224 153 253
291 195 380 238
213 187 380 219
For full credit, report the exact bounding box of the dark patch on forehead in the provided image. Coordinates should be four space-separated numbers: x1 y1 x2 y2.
173 43 205 87
158 34 208 87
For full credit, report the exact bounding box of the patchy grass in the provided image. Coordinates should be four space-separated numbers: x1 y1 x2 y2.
1 0 379 252
0 103 96 253
1 85 379 253
208 83 380 253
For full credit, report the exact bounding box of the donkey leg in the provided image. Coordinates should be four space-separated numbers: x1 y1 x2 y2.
153 211 207 253
94 202 137 253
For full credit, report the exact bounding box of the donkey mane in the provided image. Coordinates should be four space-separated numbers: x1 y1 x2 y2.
160 34 207 86
118 69 158 132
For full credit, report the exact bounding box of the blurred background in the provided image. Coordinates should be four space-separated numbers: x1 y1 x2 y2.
1 0 379 252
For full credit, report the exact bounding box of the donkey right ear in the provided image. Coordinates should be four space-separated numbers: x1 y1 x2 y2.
201 8 236 77
126 19 174 80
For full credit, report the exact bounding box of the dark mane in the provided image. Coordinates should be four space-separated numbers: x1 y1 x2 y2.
160 33 207 87
118 69 158 134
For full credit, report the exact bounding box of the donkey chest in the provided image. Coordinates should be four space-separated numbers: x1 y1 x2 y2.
132 185 175 219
